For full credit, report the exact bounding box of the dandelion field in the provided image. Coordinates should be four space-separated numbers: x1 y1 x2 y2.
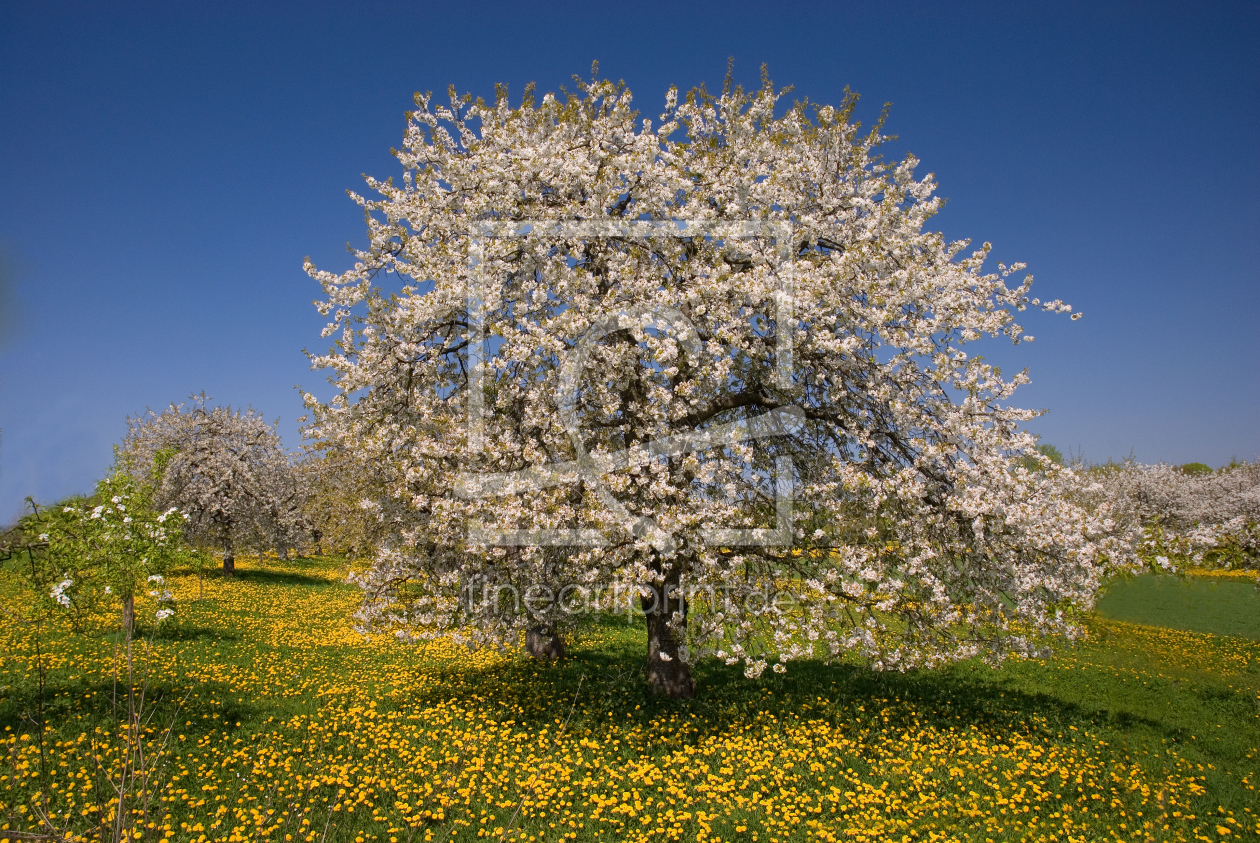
2 557 1257 843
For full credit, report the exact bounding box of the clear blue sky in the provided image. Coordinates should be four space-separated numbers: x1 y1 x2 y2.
1 0 1257 523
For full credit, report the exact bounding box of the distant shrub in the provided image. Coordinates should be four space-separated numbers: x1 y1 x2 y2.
1037 444 1065 466
1019 443 1064 473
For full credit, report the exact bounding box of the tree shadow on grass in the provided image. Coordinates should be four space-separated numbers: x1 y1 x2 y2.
0 672 265 739
232 568 336 588
375 620 1247 762
148 625 242 644
79 624 242 646
170 554 341 584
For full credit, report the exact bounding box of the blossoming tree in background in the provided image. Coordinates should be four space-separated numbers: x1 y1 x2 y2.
296 445 395 560
305 72 1138 697
122 394 305 575
1088 459 1259 570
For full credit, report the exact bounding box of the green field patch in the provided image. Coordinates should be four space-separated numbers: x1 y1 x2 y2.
1097 575 1260 641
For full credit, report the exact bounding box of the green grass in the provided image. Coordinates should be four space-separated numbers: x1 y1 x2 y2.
1097 574 1260 641
1 558 1258 842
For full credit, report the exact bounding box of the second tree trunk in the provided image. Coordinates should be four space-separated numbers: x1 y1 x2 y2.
641 583 695 698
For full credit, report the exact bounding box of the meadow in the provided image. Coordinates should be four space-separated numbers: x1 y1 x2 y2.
1 557 1257 843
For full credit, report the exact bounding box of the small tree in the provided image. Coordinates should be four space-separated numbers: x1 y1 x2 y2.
305 73 1135 696
123 395 302 575
13 467 188 842
20 469 183 641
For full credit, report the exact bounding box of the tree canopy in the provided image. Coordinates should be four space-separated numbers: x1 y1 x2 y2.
122 395 303 574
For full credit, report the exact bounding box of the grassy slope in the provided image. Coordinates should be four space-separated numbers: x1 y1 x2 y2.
1 558 1257 843
1096 575 1260 641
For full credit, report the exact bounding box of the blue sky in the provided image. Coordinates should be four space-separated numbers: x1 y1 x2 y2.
1 0 1257 523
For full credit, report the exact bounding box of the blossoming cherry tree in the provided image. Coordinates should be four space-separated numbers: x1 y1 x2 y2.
304 74 1132 697
123 395 305 575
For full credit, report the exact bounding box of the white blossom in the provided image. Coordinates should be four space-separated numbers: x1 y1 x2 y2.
1085 460 1259 570
50 577 73 608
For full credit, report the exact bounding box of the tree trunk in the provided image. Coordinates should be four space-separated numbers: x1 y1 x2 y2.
122 593 135 644
525 625 565 660
222 540 235 576
641 581 695 698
